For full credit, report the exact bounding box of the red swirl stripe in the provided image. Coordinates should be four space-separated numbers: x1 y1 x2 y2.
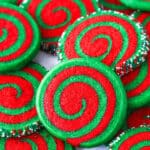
81 26 122 57
0 20 18 51
119 132 150 150
127 107 150 128
0 76 33 109
23 67 43 81
54 138 65 150
0 107 36 124
0 7 33 62
44 66 116 145
64 15 138 67
5 133 48 150
122 67 140 85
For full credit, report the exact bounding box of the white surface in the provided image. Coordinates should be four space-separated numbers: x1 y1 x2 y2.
34 51 108 150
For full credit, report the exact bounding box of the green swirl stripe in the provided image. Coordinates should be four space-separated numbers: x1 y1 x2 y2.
23 139 38 150
0 83 22 98
36 2 71 29
37 59 127 147
0 29 8 43
41 129 73 150
109 127 150 150
41 130 57 149
131 141 150 150
88 34 112 59
128 87 150 108
0 138 6 150
120 0 150 11
0 14 25 57
26 62 47 76
143 17 150 27
100 0 129 10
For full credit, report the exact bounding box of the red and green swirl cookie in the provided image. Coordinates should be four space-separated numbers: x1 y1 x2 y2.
109 127 150 149
0 3 40 72
99 0 133 15
58 11 149 76
133 11 150 40
36 59 127 147
121 55 150 108
0 63 47 137
120 0 150 11
127 107 150 128
20 0 99 53
0 129 74 150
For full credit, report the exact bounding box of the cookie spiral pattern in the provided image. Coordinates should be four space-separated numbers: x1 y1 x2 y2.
58 11 149 76
0 3 40 72
37 59 127 147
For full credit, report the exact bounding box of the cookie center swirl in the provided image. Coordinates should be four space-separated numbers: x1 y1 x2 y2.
37 0 84 29
0 75 34 109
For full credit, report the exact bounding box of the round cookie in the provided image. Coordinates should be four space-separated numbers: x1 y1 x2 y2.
0 3 40 72
133 11 150 39
0 129 74 150
58 11 149 76
109 127 150 149
127 107 150 128
120 0 150 11
0 63 47 137
36 59 127 147
99 0 134 15
121 55 150 108
20 0 99 54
